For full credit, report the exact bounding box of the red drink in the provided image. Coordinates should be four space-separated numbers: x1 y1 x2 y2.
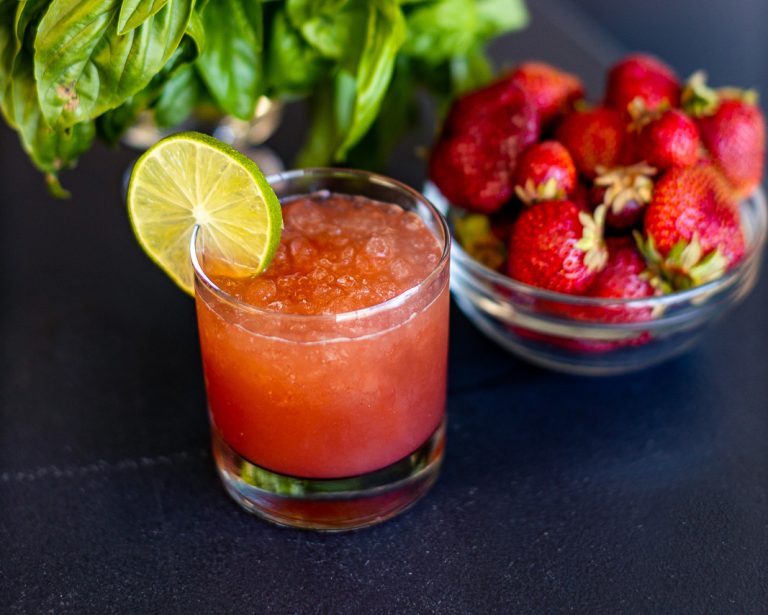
191 169 450 529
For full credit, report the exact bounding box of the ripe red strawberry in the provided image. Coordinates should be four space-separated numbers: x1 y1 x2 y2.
642 164 745 289
592 163 656 229
545 237 656 325
526 237 657 351
429 129 512 214
513 141 577 204
509 62 584 126
444 78 531 135
696 97 764 198
682 73 764 197
507 200 608 293
605 54 681 114
556 107 626 179
636 109 701 170
429 82 540 213
583 238 657 319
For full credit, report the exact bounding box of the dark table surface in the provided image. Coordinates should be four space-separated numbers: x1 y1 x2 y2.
2 3 767 613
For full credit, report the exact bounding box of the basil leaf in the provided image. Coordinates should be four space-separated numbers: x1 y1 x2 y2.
266 8 325 96
402 0 526 65
286 0 364 62
184 9 206 55
97 24 205 145
1 0 93 195
296 72 356 167
346 56 418 170
154 64 201 127
0 2 17 127
476 0 528 39
12 52 95 196
118 0 170 35
289 0 404 160
402 0 476 64
0 0 45 125
196 0 264 120
34 0 194 129
14 0 50 43
336 0 405 157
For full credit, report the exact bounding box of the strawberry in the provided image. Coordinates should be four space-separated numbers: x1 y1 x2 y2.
551 238 657 319
592 163 656 229
444 78 530 135
635 109 701 170
605 54 681 115
430 82 540 213
507 200 608 293
526 238 657 352
583 238 657 320
682 73 765 197
509 62 584 126
699 97 765 196
429 129 512 214
513 141 577 204
641 164 745 289
556 107 626 179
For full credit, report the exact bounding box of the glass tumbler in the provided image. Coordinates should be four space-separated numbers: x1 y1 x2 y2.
191 169 451 530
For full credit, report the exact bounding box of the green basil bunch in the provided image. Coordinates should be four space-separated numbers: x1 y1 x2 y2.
0 0 527 196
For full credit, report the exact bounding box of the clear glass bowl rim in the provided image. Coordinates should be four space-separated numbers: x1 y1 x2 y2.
450 187 767 309
190 167 451 323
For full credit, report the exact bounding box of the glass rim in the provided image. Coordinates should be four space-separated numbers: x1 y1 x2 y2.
451 186 768 308
190 167 451 322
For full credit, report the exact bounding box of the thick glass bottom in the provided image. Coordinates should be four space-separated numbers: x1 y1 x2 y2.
212 419 445 531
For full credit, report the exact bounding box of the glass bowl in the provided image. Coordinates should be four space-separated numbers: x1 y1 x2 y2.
426 184 767 375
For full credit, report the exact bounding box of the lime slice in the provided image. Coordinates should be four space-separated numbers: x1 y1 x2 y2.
126 131 282 295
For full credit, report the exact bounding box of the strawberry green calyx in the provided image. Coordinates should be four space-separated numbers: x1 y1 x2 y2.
718 87 759 106
640 270 673 296
595 163 656 215
634 231 728 291
627 97 667 132
514 177 564 205
634 232 673 294
683 71 759 117
576 204 608 272
666 234 729 288
454 214 506 270
682 71 720 117
572 98 591 113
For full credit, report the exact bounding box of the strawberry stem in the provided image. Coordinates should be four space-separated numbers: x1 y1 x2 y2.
681 71 719 117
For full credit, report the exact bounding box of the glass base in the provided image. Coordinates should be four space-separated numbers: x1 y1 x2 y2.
212 420 446 531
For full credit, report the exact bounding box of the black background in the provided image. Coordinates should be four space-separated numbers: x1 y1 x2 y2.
2 2 767 612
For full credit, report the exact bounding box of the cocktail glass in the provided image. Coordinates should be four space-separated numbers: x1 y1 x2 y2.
190 169 451 531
